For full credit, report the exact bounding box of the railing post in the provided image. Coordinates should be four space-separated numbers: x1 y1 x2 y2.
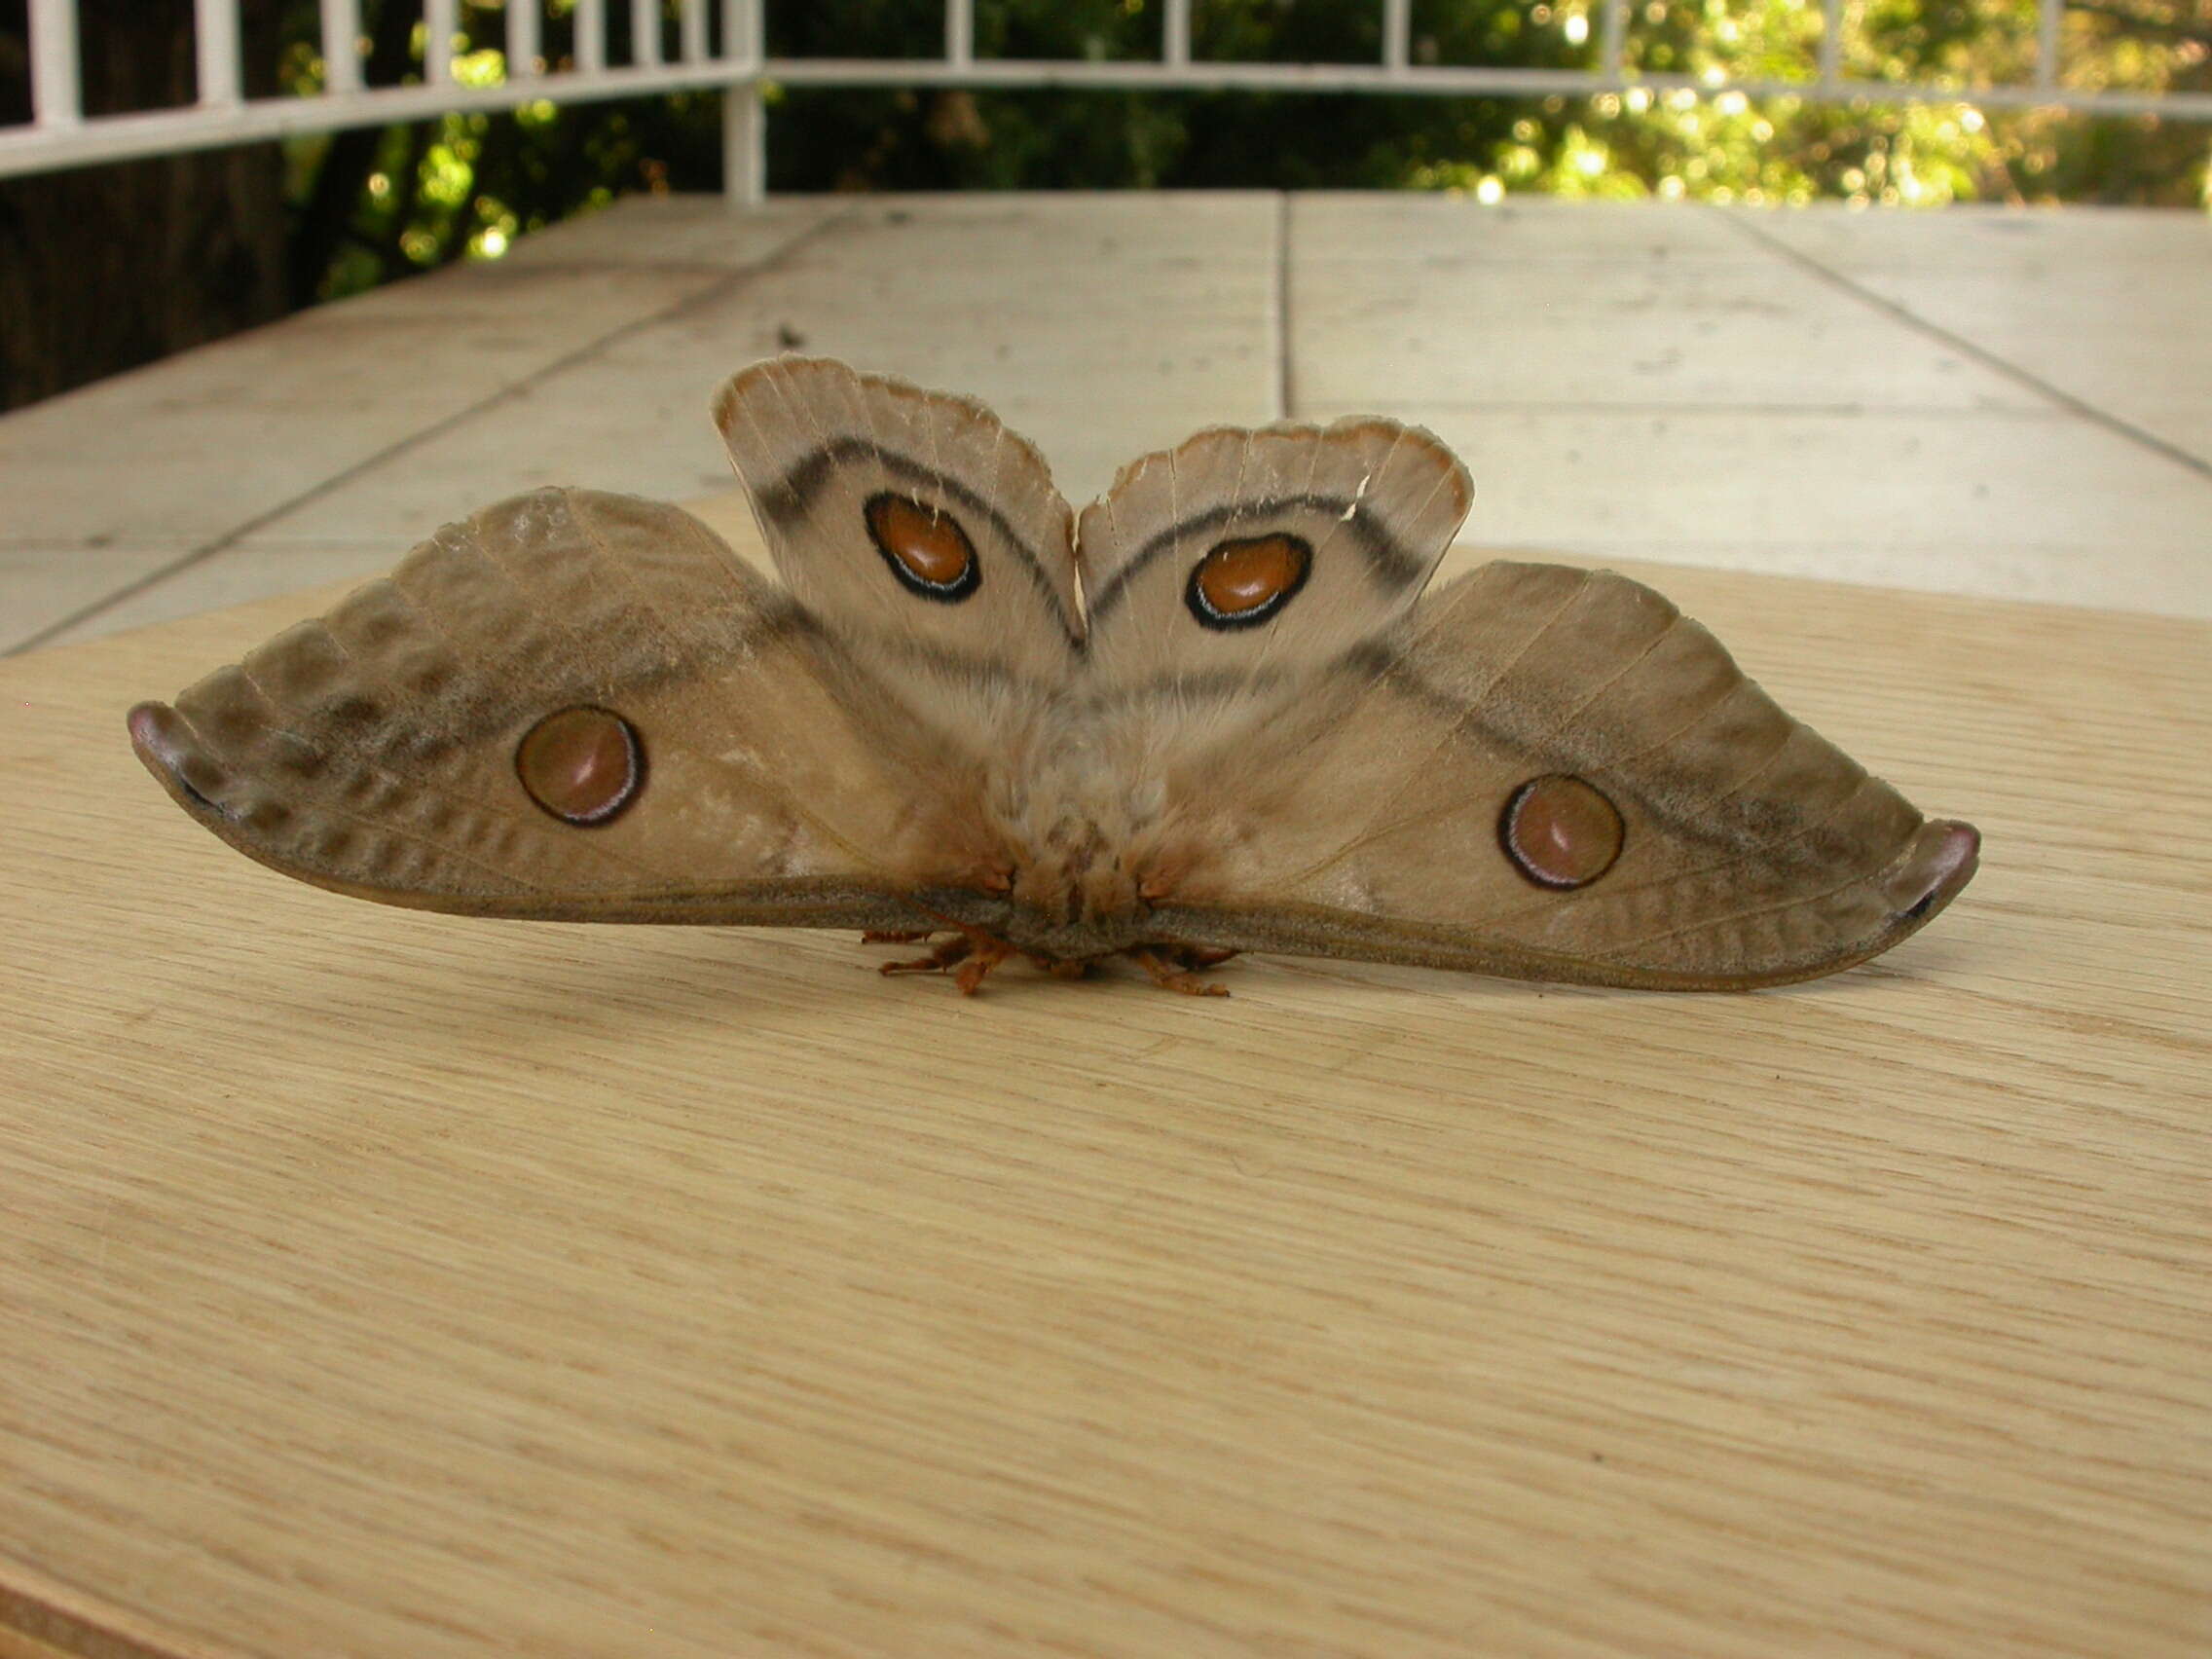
509 0 541 80
576 0 608 73
319 0 362 93
1599 0 1626 84
1383 0 1410 73
723 0 767 206
424 0 458 85
2036 0 2061 90
1164 0 1191 68
635 0 664 67
722 0 756 69
195 0 241 107
681 0 709 64
946 0 975 68
27 0 82 129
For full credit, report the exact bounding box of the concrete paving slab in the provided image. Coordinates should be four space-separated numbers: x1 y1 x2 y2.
1290 196 2212 615
1 541 203 654
0 268 730 556
496 193 850 268
1290 193 1759 264
1734 201 2212 271
1384 401 2212 614
9 192 2207 652
1291 256 2038 411
230 194 1281 558
32 542 399 651
1738 203 2212 466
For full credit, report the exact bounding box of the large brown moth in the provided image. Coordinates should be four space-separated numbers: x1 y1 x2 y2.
128 356 1979 997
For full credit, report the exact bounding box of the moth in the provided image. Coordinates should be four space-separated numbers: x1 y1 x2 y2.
128 356 1979 997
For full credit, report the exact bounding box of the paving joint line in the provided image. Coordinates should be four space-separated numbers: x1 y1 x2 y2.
9 206 863 657
1713 204 2212 487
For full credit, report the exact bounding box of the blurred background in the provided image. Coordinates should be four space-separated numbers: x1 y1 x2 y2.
4 0 2208 411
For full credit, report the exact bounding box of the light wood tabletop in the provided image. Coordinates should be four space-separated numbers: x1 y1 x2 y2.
3 498 2206 1657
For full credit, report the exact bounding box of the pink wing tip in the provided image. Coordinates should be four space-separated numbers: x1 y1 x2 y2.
127 700 220 814
127 700 174 761
1899 819 1980 924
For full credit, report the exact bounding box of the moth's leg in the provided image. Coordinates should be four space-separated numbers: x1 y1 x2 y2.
886 912 1023 994
1021 946 1094 979
1128 946 1232 999
862 929 933 945
1175 945 1240 972
878 935 974 977
952 938 1015 996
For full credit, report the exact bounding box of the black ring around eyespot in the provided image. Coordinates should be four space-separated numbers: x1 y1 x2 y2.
877 542 980 603
1183 535 1314 632
866 493 982 604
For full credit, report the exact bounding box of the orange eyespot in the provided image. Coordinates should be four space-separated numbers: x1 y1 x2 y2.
866 494 979 601
516 706 644 827
1187 534 1312 630
1500 775 1624 889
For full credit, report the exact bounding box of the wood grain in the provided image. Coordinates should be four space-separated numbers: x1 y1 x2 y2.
2 500 2206 1658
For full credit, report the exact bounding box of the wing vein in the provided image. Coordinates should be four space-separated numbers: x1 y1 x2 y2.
1274 570 1600 889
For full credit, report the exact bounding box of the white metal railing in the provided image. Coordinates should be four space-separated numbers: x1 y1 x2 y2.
6 0 2209 199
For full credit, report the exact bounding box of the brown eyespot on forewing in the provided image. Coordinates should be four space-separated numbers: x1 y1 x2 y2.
866 494 980 601
1187 534 1311 629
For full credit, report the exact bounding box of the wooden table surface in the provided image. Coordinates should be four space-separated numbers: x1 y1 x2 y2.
2 498 2207 1657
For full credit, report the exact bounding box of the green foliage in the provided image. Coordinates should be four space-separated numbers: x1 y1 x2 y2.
279 1 726 301
280 0 2212 302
